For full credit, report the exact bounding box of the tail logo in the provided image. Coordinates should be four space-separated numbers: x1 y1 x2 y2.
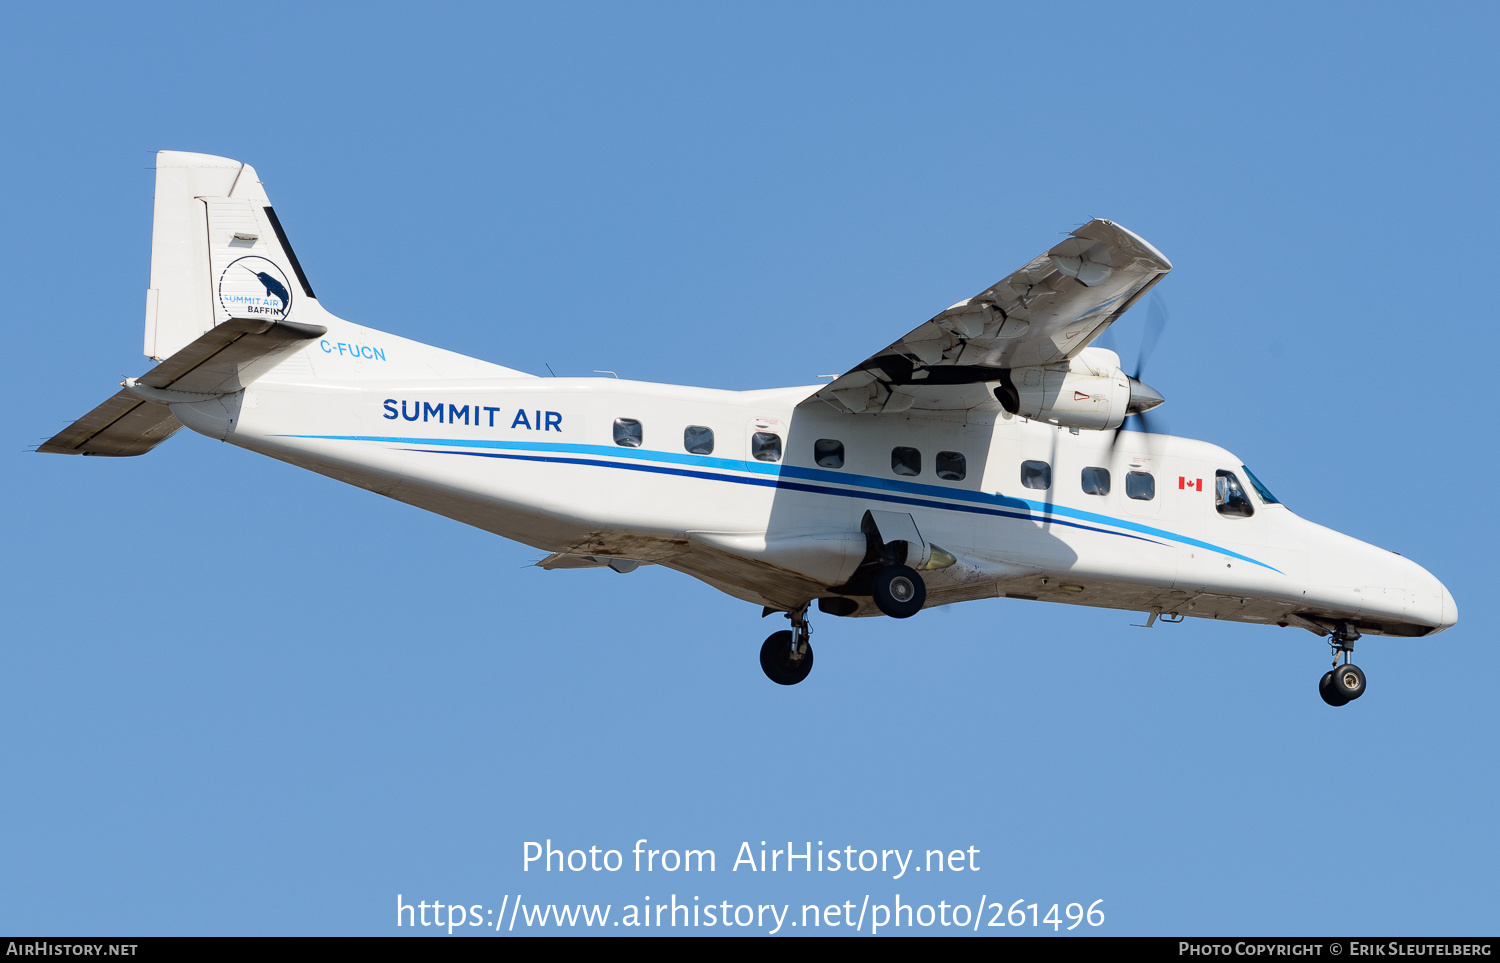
219 256 293 320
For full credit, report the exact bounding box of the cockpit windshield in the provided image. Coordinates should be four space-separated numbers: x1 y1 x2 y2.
1241 465 1281 505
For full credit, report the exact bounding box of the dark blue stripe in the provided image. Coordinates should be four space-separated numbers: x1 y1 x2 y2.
404 447 1167 546
274 432 1282 572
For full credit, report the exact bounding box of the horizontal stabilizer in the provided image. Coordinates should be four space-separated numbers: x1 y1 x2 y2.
129 315 326 396
36 390 185 457
39 316 326 456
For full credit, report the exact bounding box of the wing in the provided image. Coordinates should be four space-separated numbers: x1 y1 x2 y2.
803 219 1171 414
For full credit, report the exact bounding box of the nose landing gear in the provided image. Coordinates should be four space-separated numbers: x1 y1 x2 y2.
1318 622 1366 706
760 604 814 686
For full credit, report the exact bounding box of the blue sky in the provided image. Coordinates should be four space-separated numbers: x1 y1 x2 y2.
3 2 1496 936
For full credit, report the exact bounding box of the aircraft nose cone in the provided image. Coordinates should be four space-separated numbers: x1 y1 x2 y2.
1438 581 1458 630
1126 377 1165 414
1405 564 1457 634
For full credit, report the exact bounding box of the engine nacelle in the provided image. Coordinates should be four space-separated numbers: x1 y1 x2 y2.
996 348 1162 431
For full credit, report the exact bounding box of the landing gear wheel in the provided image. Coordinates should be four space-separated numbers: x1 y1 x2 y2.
872 564 926 619
1318 621 1365 706
1318 671 1350 707
1329 663 1366 702
760 630 813 686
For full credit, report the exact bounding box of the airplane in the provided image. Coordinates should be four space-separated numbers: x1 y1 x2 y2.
39 151 1457 703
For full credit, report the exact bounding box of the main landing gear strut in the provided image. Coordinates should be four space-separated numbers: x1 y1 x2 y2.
1318 621 1367 707
757 547 931 684
760 604 814 686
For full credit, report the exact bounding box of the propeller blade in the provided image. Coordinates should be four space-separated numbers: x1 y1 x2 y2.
1112 408 1167 448
1134 293 1170 380
1113 292 1170 449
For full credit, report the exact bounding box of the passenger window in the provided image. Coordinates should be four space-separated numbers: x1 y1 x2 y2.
613 418 642 448
1215 470 1255 518
814 439 845 469
1081 466 1111 495
1126 471 1155 500
1021 460 1051 490
891 446 921 477
936 451 966 481
751 431 782 463
683 425 714 455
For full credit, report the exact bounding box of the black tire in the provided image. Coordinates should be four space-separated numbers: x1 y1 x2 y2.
1319 671 1350 707
871 564 926 619
1330 663 1367 701
759 630 813 686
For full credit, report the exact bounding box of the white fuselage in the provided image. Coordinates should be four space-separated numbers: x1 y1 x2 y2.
168 321 1455 640
50 151 1453 650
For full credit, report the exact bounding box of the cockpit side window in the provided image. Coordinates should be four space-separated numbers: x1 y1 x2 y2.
1215 470 1255 518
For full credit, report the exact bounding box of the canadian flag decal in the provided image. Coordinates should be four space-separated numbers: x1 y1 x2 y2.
1179 476 1203 491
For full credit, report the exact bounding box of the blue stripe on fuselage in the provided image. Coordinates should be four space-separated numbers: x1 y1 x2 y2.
272 433 1283 572
400 445 1166 546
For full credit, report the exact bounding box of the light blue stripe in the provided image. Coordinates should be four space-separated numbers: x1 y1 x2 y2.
274 433 1282 572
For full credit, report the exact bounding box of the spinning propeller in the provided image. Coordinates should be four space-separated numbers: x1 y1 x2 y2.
1114 293 1169 445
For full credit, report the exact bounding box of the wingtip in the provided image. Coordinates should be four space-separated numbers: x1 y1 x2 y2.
1072 218 1172 271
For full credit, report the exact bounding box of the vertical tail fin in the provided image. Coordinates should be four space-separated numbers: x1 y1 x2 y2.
44 151 536 457
145 150 318 360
